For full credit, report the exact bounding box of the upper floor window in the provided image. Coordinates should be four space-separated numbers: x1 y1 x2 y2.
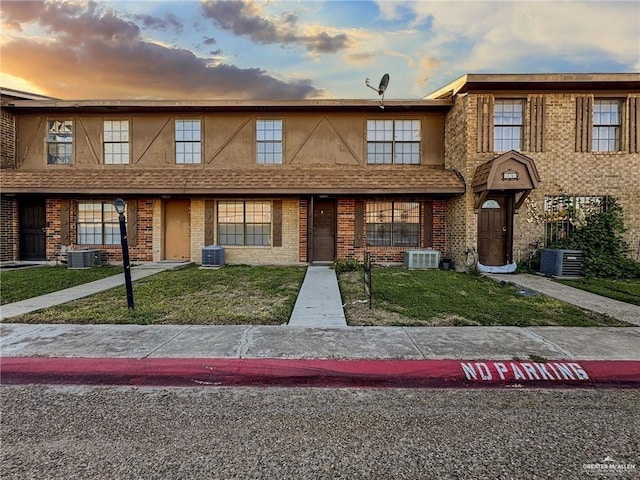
104 120 130 164
365 200 420 247
77 201 120 245
256 119 282 164
367 120 421 164
47 120 73 165
175 119 201 164
493 99 524 152
218 200 271 246
593 99 621 152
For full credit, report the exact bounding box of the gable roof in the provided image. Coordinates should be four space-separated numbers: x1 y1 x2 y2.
0 166 465 196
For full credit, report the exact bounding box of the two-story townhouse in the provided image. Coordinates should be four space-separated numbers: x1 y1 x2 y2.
0 97 463 266
427 73 640 268
1 73 639 269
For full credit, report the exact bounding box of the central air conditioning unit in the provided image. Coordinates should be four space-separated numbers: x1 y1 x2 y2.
540 249 583 277
202 245 225 267
67 249 102 269
404 249 440 269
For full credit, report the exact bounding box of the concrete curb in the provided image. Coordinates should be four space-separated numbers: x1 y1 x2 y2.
2 357 639 389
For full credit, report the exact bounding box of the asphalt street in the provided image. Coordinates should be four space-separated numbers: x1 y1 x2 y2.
2 385 639 480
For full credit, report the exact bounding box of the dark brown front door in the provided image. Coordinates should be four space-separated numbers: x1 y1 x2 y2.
20 199 46 260
312 199 336 262
477 196 509 266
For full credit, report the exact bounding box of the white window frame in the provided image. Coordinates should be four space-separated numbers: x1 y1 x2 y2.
104 120 130 164
366 119 421 165
256 119 283 164
47 120 73 165
175 119 202 164
493 99 524 152
217 200 271 246
593 99 622 152
76 201 120 245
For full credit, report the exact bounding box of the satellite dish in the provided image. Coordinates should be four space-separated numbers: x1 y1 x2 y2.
365 73 390 109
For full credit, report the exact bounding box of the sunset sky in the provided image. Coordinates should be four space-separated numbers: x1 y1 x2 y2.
1 0 639 100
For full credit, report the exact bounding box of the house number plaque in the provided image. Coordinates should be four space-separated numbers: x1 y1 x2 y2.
501 170 519 181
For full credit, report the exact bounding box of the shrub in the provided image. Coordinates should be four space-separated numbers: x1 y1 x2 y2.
549 198 640 278
331 257 362 276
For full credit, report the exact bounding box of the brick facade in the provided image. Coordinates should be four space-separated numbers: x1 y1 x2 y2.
44 198 154 264
1 109 16 170
334 198 447 265
3 74 638 267
0 196 19 261
443 91 640 267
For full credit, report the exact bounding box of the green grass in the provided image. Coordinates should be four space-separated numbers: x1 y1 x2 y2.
1 265 123 305
339 267 627 327
555 277 640 306
7 265 306 325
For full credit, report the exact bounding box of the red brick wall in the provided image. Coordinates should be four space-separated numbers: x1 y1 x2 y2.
335 198 447 264
0 196 19 261
46 198 154 263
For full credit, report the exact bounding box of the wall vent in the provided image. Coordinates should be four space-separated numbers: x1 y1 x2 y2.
404 250 440 269
202 246 225 267
540 249 583 277
67 249 102 269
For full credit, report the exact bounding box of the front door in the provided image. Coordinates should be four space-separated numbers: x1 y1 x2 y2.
20 198 46 260
477 196 509 266
164 199 191 260
312 199 336 262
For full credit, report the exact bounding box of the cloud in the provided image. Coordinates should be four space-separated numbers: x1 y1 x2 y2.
200 0 349 53
375 1 640 75
131 13 184 34
0 0 321 99
1 0 140 41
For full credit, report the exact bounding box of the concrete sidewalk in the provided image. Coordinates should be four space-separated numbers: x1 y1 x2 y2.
2 324 639 388
1 323 639 360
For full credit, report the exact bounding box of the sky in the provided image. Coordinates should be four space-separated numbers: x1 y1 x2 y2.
1 0 639 100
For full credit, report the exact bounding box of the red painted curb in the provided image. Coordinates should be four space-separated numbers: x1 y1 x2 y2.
1 358 639 388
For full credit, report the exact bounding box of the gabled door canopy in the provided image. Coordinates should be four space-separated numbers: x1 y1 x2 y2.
472 150 541 212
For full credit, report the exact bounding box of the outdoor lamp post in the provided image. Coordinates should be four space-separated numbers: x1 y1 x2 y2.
114 198 134 311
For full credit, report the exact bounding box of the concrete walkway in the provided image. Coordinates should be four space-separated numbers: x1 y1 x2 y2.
288 266 347 327
486 273 640 326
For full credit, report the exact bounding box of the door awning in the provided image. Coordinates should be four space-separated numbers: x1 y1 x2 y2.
472 150 541 212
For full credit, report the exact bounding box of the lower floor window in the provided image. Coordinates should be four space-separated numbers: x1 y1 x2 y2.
218 200 271 246
366 200 420 247
77 202 120 245
544 195 609 245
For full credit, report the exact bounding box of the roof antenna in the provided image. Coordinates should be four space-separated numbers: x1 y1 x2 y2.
365 73 389 109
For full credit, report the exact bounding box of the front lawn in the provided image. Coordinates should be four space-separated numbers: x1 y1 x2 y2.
555 277 640 306
6 265 306 325
339 267 627 327
1 265 123 305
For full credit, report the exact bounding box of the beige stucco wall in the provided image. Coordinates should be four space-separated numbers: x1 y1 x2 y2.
15 112 447 169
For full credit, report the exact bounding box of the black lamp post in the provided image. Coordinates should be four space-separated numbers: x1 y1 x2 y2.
113 198 134 311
